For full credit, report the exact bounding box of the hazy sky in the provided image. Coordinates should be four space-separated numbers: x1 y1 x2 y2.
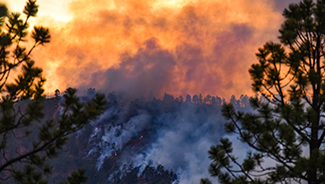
6 0 72 22
4 0 299 99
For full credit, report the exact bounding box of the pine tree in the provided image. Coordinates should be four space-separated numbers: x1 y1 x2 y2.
204 0 325 183
0 1 106 183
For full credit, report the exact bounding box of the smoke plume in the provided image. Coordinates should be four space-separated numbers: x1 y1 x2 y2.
29 0 291 99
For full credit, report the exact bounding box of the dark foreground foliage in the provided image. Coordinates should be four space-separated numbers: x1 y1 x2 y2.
204 1 325 184
0 1 106 183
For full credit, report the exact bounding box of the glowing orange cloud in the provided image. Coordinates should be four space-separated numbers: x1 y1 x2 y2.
30 0 287 99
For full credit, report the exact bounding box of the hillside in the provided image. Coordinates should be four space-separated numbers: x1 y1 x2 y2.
6 93 252 184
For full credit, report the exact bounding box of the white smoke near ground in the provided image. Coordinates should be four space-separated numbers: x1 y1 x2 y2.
133 102 223 183
91 111 153 170
82 93 252 184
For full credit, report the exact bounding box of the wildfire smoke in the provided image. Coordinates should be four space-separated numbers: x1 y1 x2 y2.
18 0 298 99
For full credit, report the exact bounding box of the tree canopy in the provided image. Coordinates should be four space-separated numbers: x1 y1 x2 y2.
0 1 106 183
203 0 325 184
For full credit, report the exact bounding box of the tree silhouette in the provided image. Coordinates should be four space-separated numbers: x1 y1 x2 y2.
0 1 106 183
55 89 60 97
203 0 325 184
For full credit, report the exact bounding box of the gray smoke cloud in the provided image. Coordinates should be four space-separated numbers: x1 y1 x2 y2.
80 23 256 100
82 38 177 99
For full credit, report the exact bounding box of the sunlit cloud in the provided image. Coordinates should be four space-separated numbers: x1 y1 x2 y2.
5 0 73 22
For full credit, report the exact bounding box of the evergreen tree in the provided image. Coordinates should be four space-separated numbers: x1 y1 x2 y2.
0 1 106 183
204 0 325 183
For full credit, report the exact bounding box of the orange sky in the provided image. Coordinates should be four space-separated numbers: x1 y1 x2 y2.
4 0 299 99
